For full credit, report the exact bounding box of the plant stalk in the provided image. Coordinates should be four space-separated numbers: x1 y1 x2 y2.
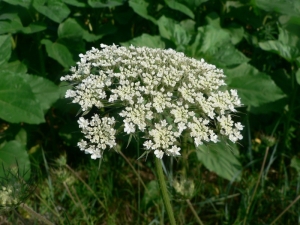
155 157 176 225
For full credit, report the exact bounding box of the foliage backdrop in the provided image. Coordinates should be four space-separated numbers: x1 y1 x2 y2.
0 0 300 224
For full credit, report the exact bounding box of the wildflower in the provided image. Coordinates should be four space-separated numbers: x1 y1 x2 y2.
61 44 243 159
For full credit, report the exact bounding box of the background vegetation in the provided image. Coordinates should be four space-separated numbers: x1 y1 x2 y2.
0 0 300 224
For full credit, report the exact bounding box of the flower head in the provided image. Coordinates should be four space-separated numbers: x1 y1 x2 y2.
61 44 243 159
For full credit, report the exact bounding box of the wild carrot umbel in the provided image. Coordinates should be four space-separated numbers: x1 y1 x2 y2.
61 44 243 224
61 44 243 160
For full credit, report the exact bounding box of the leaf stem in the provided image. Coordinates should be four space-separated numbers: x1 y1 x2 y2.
155 157 176 225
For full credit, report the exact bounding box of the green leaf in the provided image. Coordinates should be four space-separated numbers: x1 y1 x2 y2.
22 74 60 112
0 35 12 66
33 0 70 23
225 63 286 107
196 140 242 181
0 14 24 34
88 0 124 8
0 61 27 74
58 18 84 39
259 27 300 62
63 0 86 7
164 0 194 19
157 16 191 49
0 71 44 124
253 0 300 17
58 18 116 42
22 22 47 34
0 13 46 34
225 25 244 45
259 41 299 62
3 0 31 8
186 15 249 67
41 39 75 68
121 34 165 49
178 0 208 9
0 140 31 180
129 0 157 24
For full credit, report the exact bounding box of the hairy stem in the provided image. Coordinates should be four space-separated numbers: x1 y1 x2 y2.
155 157 176 225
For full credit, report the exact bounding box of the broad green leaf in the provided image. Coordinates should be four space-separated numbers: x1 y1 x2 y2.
177 0 208 9
0 71 44 124
180 19 196 34
22 74 60 112
33 0 70 23
225 25 244 45
121 34 165 49
296 68 300 85
0 19 23 34
58 18 83 39
58 18 115 42
291 156 300 176
259 41 299 62
249 98 288 114
0 12 46 34
157 16 191 49
259 27 300 62
22 22 47 34
0 140 31 180
41 39 75 68
164 0 194 19
225 63 286 107
253 0 300 17
3 0 31 8
278 27 300 47
0 61 27 74
88 0 123 8
186 15 249 67
211 44 250 67
0 35 12 65
196 140 242 181
129 0 157 24
63 0 86 7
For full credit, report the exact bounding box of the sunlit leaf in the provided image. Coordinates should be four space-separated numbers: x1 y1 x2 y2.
225 63 286 107
129 0 157 24
22 74 60 112
0 141 31 180
3 0 32 8
41 39 75 68
88 0 124 8
157 16 192 49
164 0 194 19
0 61 27 74
0 35 12 65
121 34 165 49
0 71 44 124
196 140 242 181
33 0 70 23
63 0 86 7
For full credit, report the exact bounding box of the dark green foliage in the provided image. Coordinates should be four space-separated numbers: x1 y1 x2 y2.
0 0 300 224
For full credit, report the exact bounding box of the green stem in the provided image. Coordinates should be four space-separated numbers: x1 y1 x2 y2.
155 157 176 225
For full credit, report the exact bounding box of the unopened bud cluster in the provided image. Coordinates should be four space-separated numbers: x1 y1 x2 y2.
61 44 243 159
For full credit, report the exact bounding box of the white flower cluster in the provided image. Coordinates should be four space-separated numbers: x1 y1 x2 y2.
0 186 18 206
61 44 243 159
